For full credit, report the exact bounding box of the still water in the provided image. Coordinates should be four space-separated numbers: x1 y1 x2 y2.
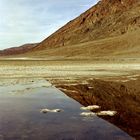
0 78 134 140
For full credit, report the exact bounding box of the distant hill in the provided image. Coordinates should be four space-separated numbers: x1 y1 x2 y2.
1 0 140 59
0 43 38 56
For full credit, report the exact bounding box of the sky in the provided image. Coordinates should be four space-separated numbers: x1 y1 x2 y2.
0 0 99 50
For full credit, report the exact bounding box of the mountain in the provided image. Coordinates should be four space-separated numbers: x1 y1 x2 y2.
0 43 38 56
27 0 140 59
32 0 139 50
1 0 140 58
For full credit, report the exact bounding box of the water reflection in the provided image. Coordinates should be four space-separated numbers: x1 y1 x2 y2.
0 78 134 140
56 79 140 139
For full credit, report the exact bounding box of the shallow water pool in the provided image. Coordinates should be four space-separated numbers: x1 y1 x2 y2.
0 78 134 140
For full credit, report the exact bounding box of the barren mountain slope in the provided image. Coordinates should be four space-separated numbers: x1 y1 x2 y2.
0 0 140 58
30 0 140 55
27 29 140 59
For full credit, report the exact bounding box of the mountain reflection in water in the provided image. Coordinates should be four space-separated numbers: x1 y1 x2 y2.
56 78 140 139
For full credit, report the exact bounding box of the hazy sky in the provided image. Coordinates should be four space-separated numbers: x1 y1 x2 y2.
0 0 99 50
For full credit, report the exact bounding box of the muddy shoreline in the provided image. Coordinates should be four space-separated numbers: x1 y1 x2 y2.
49 76 140 139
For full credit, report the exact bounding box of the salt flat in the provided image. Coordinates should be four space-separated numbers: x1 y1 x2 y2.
0 60 140 78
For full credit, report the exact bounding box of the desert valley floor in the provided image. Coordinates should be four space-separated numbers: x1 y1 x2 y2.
0 59 140 139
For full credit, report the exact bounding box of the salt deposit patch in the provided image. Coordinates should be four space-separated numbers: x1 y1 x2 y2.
126 74 139 78
88 86 94 89
80 111 117 117
97 111 117 116
80 112 96 117
80 105 100 110
40 108 63 114
122 80 130 82
129 78 137 81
